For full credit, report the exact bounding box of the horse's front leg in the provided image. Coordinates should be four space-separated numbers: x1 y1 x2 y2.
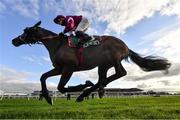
40 68 62 105
57 66 94 95
57 67 73 94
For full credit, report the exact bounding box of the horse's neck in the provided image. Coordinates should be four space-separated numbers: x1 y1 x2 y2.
38 28 61 58
42 38 60 54
38 28 60 53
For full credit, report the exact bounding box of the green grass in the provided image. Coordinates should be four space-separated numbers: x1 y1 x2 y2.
0 96 180 119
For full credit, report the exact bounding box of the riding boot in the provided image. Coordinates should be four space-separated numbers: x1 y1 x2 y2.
76 31 92 44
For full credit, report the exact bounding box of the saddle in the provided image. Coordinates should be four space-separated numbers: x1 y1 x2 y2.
68 36 100 48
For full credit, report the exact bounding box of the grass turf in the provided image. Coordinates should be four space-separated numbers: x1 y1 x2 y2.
0 96 180 119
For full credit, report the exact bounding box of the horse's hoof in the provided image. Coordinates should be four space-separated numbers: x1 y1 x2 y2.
41 92 53 105
44 95 53 105
39 94 43 101
86 80 94 87
98 86 105 99
76 96 84 102
39 97 43 101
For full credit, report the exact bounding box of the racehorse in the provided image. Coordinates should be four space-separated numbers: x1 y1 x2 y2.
12 21 171 105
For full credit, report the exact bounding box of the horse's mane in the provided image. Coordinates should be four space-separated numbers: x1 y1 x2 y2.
38 27 67 46
39 27 58 36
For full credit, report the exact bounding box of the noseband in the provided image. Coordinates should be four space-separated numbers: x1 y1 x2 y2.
18 34 29 45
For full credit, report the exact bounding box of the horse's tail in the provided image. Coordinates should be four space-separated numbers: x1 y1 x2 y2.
128 49 171 72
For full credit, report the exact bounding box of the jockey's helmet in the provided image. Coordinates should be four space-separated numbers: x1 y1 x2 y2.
54 15 65 25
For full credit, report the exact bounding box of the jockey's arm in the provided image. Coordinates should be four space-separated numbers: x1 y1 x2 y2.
63 17 75 34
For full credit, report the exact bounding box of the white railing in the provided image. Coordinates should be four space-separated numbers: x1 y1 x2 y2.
0 91 180 100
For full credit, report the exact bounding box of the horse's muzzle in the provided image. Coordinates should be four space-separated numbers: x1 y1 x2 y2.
12 38 23 47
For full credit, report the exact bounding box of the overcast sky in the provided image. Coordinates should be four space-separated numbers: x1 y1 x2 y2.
0 0 180 93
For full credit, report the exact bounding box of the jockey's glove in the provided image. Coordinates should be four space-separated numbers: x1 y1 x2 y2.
71 31 76 36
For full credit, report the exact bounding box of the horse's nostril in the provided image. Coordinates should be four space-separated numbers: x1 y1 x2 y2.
12 39 21 47
12 40 16 45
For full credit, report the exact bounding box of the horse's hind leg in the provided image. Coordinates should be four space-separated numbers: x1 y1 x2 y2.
76 66 109 102
97 62 127 98
97 66 108 98
76 62 127 102
76 82 100 102
76 63 126 102
103 62 127 87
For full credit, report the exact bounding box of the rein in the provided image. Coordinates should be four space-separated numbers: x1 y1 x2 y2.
40 35 59 40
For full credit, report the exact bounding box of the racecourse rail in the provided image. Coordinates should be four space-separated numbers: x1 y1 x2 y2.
0 90 180 100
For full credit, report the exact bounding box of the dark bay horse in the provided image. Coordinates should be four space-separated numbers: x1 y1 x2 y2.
12 21 171 105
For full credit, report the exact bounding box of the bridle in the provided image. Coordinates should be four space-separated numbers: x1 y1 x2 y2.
18 33 32 46
18 32 59 46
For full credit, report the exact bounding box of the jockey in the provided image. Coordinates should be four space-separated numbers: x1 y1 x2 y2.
54 15 93 45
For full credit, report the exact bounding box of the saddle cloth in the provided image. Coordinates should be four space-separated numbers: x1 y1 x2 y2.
68 36 100 48
67 36 101 67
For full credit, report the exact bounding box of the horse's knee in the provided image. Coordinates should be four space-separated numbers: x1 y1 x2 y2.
117 69 127 77
113 71 126 79
57 86 66 94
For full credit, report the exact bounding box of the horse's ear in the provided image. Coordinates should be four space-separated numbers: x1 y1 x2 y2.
33 21 41 27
